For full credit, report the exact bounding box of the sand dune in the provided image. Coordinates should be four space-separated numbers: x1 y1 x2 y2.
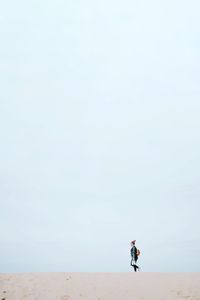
0 273 200 300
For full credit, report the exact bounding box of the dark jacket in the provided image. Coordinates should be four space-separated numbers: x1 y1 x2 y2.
131 246 138 259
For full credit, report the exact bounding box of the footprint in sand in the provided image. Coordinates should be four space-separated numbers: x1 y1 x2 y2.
176 290 193 299
61 295 70 300
176 290 182 296
66 276 72 281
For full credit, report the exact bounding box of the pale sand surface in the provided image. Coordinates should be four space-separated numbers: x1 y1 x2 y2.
0 273 200 300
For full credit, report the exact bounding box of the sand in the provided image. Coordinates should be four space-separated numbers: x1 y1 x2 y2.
0 273 200 300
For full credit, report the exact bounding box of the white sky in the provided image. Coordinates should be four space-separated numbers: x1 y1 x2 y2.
0 0 200 272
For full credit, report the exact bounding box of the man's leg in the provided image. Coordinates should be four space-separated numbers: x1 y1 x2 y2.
134 256 140 271
130 258 134 266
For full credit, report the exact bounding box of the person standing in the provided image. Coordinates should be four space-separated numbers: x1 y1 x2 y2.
130 240 140 272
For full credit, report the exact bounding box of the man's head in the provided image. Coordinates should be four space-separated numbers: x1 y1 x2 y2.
131 240 136 246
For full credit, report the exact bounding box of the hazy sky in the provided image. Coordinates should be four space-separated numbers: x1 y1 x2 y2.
0 0 200 272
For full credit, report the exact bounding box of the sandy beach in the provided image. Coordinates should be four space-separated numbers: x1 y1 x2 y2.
0 273 199 300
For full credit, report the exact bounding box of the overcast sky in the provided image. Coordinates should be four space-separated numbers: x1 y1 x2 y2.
0 0 200 272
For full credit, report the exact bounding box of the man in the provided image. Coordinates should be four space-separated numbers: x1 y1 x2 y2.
130 240 140 272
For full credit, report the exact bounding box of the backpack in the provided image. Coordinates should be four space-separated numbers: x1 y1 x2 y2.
137 249 141 256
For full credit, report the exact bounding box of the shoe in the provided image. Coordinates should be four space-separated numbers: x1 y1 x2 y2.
133 265 137 272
